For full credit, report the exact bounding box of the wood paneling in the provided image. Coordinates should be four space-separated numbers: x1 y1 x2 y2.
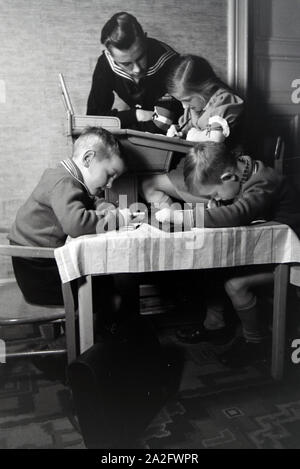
248 0 300 163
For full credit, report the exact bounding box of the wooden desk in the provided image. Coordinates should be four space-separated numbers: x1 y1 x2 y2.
290 265 300 288
54 222 300 380
103 130 194 206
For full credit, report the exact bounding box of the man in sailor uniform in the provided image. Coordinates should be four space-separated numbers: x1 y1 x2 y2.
87 12 182 133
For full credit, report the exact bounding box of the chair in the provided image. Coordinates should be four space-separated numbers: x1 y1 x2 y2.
261 134 285 171
273 135 285 174
0 241 77 365
264 135 296 379
222 136 290 379
59 73 121 137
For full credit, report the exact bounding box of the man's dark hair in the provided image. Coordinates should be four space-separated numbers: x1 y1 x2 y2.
101 12 145 50
184 142 237 192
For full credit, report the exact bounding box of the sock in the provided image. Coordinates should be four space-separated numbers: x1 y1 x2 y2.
203 308 225 330
235 296 267 343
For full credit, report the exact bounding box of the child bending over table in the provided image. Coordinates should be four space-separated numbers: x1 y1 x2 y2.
141 54 244 206
155 142 300 367
9 126 140 334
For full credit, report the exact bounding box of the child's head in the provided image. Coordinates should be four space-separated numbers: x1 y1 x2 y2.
101 12 147 81
167 55 223 111
73 126 124 195
184 142 240 201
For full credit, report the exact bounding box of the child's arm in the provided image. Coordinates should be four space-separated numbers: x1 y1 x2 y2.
166 124 183 138
50 179 128 237
186 127 225 143
87 57 139 128
94 197 139 227
167 108 192 138
187 90 244 143
193 172 280 229
156 169 281 229
155 189 273 229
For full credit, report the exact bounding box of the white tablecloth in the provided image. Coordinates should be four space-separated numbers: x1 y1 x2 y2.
54 222 300 285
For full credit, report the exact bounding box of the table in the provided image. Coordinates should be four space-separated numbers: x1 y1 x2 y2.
54 222 300 380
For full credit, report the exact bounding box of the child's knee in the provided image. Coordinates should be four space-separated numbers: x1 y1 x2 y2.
224 277 248 299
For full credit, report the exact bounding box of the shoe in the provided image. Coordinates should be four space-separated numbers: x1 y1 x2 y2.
175 325 235 345
218 336 270 368
203 309 226 330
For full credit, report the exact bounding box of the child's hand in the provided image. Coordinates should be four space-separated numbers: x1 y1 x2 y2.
155 208 184 225
166 125 183 138
186 127 204 141
118 209 145 227
207 199 221 209
186 127 225 143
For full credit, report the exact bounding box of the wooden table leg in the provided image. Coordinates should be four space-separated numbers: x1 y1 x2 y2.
62 281 77 364
272 263 289 380
78 275 94 354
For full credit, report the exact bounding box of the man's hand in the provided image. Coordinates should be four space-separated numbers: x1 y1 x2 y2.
166 124 183 138
155 208 184 225
136 109 154 122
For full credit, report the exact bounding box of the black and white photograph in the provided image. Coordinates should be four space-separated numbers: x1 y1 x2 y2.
1 0 300 453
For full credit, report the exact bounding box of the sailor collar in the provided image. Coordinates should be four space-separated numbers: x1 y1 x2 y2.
104 39 176 83
60 159 91 194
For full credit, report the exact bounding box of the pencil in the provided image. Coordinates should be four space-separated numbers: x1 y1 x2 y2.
178 118 191 132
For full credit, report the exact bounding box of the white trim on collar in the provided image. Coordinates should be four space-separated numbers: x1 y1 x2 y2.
105 50 135 82
60 159 91 194
104 44 176 82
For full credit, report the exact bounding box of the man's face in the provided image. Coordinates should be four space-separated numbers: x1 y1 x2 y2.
84 152 124 195
109 37 148 81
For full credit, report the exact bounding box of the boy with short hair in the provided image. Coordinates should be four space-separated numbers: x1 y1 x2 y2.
155 142 300 367
9 126 134 307
157 141 300 231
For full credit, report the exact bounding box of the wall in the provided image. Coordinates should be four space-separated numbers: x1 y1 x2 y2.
0 0 228 276
0 0 228 225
